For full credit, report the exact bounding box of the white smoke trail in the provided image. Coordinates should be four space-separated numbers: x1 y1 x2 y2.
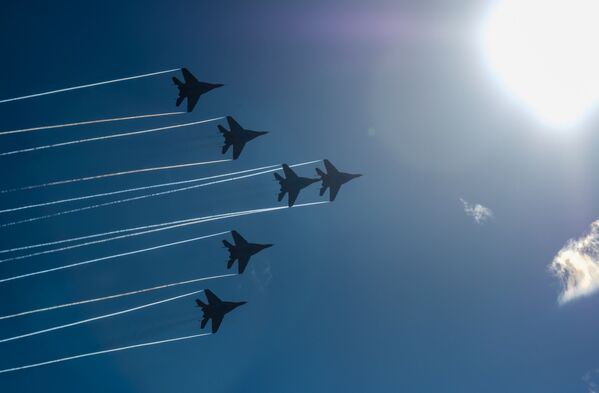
0 290 204 344
0 112 185 136
0 161 320 228
0 117 223 157
0 165 279 227
0 68 181 104
0 159 231 194
0 211 249 255
0 201 328 258
0 210 263 263
0 273 235 320
0 231 229 284
0 163 278 214
0 333 211 374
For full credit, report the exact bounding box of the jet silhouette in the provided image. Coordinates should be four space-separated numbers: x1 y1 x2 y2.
223 230 273 274
172 68 223 112
315 159 362 201
218 116 268 160
274 164 319 207
196 289 246 334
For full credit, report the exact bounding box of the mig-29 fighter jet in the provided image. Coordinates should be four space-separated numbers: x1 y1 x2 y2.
223 230 273 274
315 159 362 201
196 289 246 334
173 68 223 112
274 164 319 207
218 116 268 160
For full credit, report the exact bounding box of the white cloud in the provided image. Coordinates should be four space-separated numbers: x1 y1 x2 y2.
583 369 599 393
460 198 494 224
550 220 599 304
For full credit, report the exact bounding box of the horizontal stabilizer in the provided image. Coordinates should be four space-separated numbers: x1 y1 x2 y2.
274 173 284 182
195 299 206 308
316 168 325 177
227 258 236 269
172 77 183 87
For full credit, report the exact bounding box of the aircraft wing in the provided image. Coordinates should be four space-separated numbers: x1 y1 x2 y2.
232 142 246 160
324 159 339 175
211 314 224 333
237 255 250 274
226 116 243 132
232 230 248 246
186 94 200 112
182 68 199 84
329 184 341 201
282 164 298 179
287 188 300 207
204 289 222 305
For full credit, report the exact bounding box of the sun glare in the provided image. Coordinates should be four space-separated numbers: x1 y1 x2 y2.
479 0 599 129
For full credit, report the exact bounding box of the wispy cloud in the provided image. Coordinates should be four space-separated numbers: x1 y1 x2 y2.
460 198 493 224
583 369 599 393
550 220 599 304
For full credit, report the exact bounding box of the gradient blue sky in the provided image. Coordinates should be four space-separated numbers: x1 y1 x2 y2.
2 1 599 392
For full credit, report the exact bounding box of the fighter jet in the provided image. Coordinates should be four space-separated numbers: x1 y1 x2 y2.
315 159 362 201
218 116 268 160
172 68 223 112
274 164 319 207
223 230 273 274
196 289 246 334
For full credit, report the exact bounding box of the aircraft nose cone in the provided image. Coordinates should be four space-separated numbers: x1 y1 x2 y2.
212 83 224 89
262 244 274 249
353 174 363 178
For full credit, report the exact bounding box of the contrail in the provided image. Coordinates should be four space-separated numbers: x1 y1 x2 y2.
0 211 257 263
0 201 327 256
0 274 235 320
0 231 228 284
0 201 326 263
0 112 185 136
0 289 203 344
0 68 181 104
0 211 248 255
0 164 280 226
0 161 320 228
0 159 231 194
0 117 223 157
0 163 278 214
0 333 210 374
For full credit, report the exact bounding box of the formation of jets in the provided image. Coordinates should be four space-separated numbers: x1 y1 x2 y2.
273 160 362 207
173 68 362 333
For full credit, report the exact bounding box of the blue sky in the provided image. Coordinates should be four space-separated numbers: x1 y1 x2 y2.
2 1 599 392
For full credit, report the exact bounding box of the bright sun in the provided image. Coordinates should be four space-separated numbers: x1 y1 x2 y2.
479 0 599 129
